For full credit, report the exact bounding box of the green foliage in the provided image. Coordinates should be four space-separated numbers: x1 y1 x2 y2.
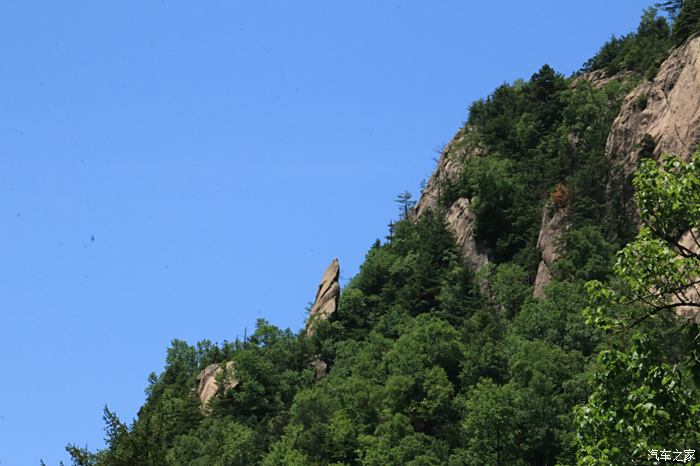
358 413 449 466
672 0 700 44
166 418 258 465
395 191 416 220
66 444 100 466
575 336 699 465
585 153 700 329
635 153 700 239
576 153 700 463
551 225 616 283
657 0 684 18
481 263 531 317
70 15 694 465
557 79 632 230
511 281 601 355
335 213 461 340
454 63 631 268
459 156 533 262
583 8 671 78
453 379 527 466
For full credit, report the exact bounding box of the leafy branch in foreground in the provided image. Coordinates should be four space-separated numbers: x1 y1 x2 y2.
575 152 700 465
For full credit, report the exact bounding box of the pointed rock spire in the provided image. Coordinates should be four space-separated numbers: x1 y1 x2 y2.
305 258 340 337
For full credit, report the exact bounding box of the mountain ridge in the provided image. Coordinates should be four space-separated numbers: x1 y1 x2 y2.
65 5 700 465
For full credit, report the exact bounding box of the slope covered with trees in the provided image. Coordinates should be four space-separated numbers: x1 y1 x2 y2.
65 4 699 465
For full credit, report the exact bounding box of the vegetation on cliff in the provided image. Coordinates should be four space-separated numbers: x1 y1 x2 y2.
66 4 699 465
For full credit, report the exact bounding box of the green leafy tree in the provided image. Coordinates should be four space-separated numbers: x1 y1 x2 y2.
576 153 700 463
452 379 527 466
672 0 700 44
359 413 448 466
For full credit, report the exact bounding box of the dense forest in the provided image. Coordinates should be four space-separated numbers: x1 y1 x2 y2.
65 2 700 465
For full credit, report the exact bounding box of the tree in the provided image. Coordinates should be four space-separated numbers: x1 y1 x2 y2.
65 444 100 466
396 191 416 220
582 8 671 77
453 379 527 466
672 0 700 44
585 153 700 327
576 152 700 463
656 0 684 19
574 336 698 464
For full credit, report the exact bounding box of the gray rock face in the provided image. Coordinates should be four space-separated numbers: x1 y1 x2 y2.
533 261 552 299
411 126 490 272
533 205 569 298
313 359 328 380
606 34 700 218
196 361 238 409
445 197 489 272
305 259 340 337
601 35 700 323
412 126 486 218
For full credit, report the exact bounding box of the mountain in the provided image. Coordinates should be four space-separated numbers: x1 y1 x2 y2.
65 4 700 465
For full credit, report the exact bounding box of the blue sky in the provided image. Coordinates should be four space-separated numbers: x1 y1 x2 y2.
0 1 653 464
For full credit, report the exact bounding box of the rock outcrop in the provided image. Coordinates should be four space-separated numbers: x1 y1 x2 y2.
313 359 328 380
413 127 476 218
412 35 700 301
305 259 340 337
445 197 489 271
606 34 700 218
602 34 700 323
572 69 633 90
304 259 340 380
533 205 570 298
196 361 238 409
412 126 490 272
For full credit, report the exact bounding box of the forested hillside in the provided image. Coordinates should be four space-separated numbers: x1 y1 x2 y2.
66 3 700 465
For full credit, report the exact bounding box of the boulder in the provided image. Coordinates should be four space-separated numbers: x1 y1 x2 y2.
533 260 552 299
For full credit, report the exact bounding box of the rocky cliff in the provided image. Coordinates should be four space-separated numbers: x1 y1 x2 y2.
413 34 700 301
411 126 490 273
412 127 480 218
606 34 700 219
604 35 700 321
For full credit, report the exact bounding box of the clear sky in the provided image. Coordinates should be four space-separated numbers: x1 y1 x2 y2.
0 1 654 464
